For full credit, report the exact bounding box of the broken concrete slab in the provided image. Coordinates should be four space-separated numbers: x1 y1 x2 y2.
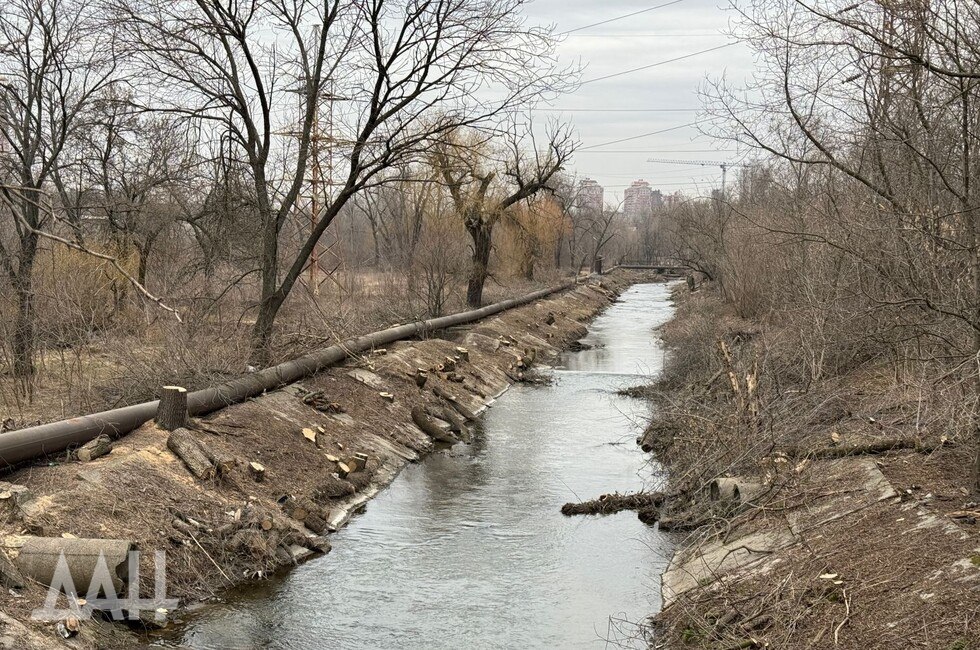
347 368 388 391
661 520 797 607
786 457 898 535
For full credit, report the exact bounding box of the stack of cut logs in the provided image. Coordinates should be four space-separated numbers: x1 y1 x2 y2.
167 428 237 480
277 495 331 535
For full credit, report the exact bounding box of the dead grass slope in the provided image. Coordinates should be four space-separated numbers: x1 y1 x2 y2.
643 284 980 650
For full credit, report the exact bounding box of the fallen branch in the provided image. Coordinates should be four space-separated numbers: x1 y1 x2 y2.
561 491 666 516
791 437 940 459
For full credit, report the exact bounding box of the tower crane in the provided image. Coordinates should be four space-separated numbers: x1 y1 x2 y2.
646 157 751 198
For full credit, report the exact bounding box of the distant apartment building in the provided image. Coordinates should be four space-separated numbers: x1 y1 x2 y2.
624 179 663 221
576 178 604 215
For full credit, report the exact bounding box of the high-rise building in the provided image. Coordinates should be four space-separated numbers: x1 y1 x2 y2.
576 178 604 215
624 179 658 221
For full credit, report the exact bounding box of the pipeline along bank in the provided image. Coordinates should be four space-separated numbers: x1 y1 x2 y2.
0 270 656 649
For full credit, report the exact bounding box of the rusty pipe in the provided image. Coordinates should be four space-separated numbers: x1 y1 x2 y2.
0 280 581 468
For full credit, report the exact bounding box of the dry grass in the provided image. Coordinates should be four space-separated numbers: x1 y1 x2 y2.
0 268 566 426
641 283 980 649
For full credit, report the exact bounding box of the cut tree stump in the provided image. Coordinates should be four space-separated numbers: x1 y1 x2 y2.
75 435 113 462
167 428 214 480
0 550 24 588
0 482 32 524
156 386 188 431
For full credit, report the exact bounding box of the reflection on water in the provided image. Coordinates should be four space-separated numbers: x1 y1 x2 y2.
158 283 676 650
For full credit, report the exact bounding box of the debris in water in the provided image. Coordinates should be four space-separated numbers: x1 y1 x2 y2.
561 491 665 516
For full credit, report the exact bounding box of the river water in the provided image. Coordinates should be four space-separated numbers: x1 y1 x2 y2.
160 282 675 649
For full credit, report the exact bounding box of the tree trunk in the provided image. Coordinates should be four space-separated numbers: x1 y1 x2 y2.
11 237 38 391
466 222 492 308
137 233 157 287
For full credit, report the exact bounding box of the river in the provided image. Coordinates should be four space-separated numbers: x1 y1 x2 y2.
158 281 676 649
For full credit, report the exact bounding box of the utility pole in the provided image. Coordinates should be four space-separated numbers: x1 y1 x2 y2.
645 157 750 201
281 80 351 295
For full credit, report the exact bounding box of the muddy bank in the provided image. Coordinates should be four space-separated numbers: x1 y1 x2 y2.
0 271 652 649
638 284 980 649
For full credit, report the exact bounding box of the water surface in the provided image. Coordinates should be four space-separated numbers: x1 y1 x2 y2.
161 282 675 649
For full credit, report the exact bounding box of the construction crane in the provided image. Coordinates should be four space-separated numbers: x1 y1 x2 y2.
646 157 751 198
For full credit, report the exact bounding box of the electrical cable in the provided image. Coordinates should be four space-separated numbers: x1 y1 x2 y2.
563 0 687 34
580 43 734 84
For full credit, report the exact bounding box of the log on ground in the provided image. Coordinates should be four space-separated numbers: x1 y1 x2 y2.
202 447 238 476
432 386 477 421
75 434 113 462
790 437 936 459
167 428 215 480
411 406 459 444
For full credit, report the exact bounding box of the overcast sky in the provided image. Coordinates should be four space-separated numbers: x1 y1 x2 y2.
521 0 756 204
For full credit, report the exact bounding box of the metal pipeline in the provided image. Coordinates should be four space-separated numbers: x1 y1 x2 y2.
0 280 581 468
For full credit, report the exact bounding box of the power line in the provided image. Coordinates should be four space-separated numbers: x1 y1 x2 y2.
563 0 687 34
578 170 722 178
581 43 735 84
537 108 700 112
576 149 738 153
601 179 719 188
567 32 720 38
578 123 698 150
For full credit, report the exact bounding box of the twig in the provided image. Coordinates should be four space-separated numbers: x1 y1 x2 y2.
833 588 850 645
187 530 233 585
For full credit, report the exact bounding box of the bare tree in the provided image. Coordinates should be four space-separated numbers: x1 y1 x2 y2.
114 0 571 355
0 0 115 389
433 122 576 306
53 93 199 289
693 0 980 490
